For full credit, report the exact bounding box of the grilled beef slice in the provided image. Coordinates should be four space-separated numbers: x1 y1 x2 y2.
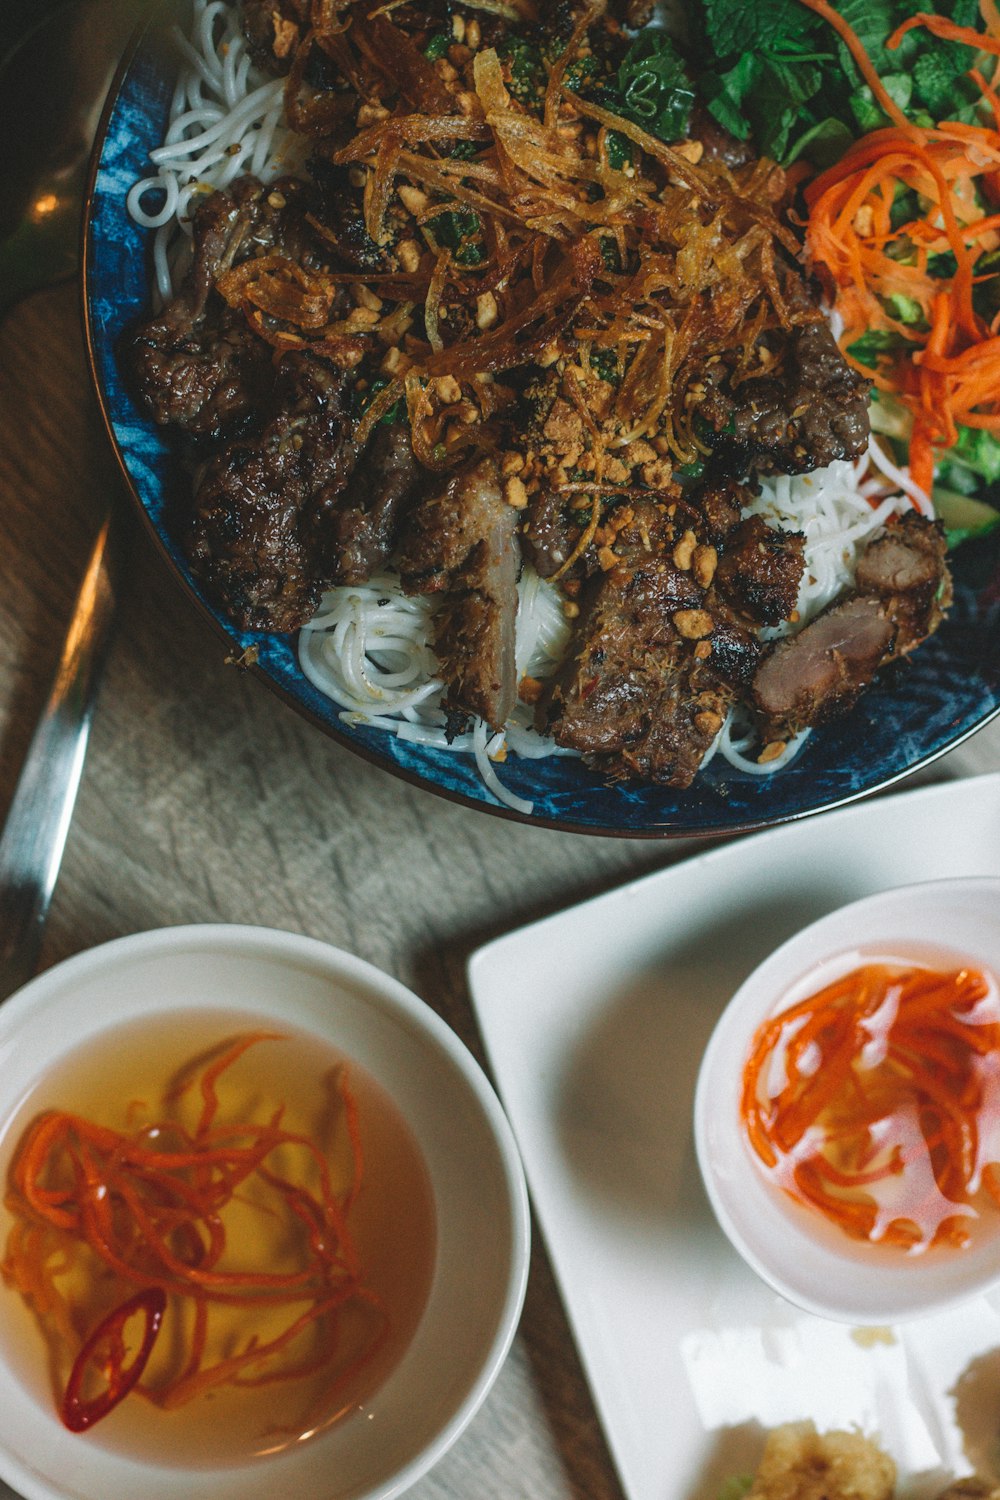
187 353 357 632
540 502 761 787
126 176 322 438
687 479 747 546
696 270 871 475
713 514 806 627
397 458 519 729
323 420 422 584
753 512 951 739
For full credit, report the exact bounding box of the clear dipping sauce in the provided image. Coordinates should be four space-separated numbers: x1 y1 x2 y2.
0 1010 436 1467
741 956 1000 1254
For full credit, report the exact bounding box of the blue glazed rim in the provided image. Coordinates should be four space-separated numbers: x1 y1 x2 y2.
81 9 1000 839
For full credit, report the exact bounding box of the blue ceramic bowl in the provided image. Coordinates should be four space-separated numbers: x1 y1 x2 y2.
83 15 1000 838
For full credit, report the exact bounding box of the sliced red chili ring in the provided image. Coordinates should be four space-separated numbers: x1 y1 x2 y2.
61 1286 167 1433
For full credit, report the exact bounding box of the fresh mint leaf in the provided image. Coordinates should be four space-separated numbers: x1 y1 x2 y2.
698 55 758 141
913 44 979 117
836 0 913 73
747 57 823 159
702 0 815 58
848 73 911 132
948 0 981 28
785 114 855 167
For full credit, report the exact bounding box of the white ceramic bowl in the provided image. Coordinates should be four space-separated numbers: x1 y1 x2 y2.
0 925 530 1500
694 876 1000 1324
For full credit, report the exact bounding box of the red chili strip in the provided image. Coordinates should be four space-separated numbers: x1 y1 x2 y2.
61 1286 166 1433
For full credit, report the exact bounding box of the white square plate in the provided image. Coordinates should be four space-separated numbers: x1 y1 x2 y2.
468 775 1000 1500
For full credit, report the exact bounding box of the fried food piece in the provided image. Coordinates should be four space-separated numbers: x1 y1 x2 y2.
746 1422 896 1500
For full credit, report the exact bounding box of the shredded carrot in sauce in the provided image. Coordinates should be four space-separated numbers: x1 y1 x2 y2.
741 962 1000 1252
800 0 1000 501
1 1032 386 1431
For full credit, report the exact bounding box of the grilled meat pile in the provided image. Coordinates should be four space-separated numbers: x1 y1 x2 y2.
125 0 951 787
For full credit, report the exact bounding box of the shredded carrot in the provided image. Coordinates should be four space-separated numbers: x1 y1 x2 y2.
0 1033 387 1432
741 963 1000 1251
799 0 1000 500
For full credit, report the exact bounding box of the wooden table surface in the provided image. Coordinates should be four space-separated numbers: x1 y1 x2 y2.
1 272 999 1500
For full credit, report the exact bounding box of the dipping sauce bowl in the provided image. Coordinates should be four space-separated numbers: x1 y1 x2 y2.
694 877 1000 1324
0 925 529 1500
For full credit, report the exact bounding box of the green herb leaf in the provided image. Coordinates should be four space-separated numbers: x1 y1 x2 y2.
698 55 759 141
356 375 404 426
945 425 1000 486
429 208 481 251
423 31 450 60
604 129 634 170
590 348 621 384
785 114 855 167
701 0 815 58
617 32 696 143
846 327 908 369
498 35 544 104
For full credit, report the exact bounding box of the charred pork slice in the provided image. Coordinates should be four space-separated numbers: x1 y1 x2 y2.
697 271 871 476
397 458 519 730
125 176 322 438
713 515 806 627
753 512 951 739
541 503 760 787
187 353 356 633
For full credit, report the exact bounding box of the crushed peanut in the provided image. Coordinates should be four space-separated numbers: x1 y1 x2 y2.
504 475 529 509
758 740 788 764
672 530 697 571
432 374 462 405
380 345 410 376
673 609 714 640
640 457 674 489
357 102 389 127
692 544 718 589
398 184 430 217
674 139 705 165
353 284 383 312
396 238 422 273
476 291 499 330
345 306 381 331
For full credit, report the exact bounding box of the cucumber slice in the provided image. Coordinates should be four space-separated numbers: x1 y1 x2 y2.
932 486 1000 548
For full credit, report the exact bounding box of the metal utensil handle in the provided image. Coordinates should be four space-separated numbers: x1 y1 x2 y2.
0 511 120 999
